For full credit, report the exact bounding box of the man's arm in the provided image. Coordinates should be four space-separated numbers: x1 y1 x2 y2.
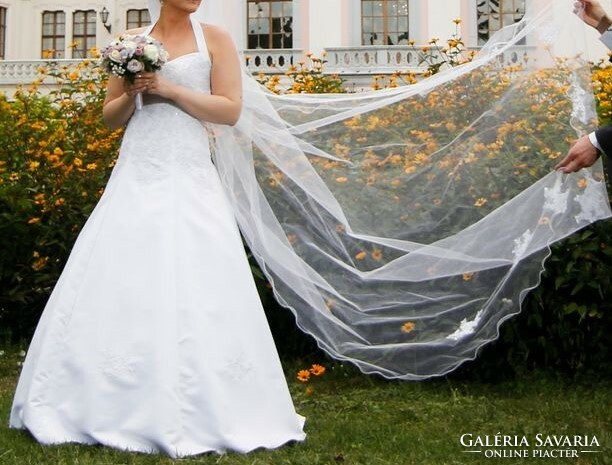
558 2 612 173
575 0 612 33
575 0 612 50
595 124 612 154
556 126 612 174
597 126 612 176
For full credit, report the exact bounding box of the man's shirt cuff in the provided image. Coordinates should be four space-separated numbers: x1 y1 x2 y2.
600 30 612 50
589 131 603 151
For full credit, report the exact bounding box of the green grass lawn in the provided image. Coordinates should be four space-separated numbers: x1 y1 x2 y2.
0 344 610 465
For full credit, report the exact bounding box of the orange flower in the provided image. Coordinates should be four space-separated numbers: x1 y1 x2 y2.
309 364 326 376
297 370 311 382
462 272 475 281
32 256 49 271
305 386 315 395
355 251 367 260
474 197 488 208
401 322 416 333
371 249 383 261
577 178 588 189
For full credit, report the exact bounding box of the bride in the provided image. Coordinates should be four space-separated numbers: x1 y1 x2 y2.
8 0 612 458
9 0 306 457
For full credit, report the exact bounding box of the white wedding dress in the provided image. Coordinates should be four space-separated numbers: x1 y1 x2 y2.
9 16 306 458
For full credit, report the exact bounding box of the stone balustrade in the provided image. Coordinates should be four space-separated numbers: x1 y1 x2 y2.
0 45 537 95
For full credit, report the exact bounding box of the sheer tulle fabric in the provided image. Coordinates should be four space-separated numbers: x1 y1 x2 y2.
194 2 611 379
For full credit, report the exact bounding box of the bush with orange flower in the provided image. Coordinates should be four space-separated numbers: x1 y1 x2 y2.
256 52 345 94
0 50 123 339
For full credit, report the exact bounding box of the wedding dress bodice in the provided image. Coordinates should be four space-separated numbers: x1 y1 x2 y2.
119 17 215 183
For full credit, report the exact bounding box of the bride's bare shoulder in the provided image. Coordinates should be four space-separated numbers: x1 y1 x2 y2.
199 23 236 52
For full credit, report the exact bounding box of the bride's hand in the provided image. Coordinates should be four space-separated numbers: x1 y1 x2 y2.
123 74 151 98
140 72 177 100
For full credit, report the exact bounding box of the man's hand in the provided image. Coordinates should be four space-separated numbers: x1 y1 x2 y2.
574 0 612 34
556 135 600 173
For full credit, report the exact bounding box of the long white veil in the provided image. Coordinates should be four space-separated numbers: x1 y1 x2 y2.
148 0 612 380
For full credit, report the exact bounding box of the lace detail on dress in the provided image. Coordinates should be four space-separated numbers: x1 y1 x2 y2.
98 348 138 383
119 55 216 186
219 352 256 382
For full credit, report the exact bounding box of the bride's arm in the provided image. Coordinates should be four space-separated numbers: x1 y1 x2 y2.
145 25 243 126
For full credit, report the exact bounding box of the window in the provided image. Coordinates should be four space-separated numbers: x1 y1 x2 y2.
72 10 96 58
362 0 409 46
0 7 6 59
127 9 151 29
42 11 66 58
477 0 526 45
247 0 293 49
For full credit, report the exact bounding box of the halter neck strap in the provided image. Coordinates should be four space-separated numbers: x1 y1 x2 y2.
142 15 210 61
190 16 209 59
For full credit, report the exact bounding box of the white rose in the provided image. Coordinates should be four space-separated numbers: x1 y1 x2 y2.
143 44 159 61
123 40 137 54
109 49 122 63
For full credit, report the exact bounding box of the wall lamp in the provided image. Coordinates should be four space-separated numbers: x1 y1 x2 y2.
100 7 111 33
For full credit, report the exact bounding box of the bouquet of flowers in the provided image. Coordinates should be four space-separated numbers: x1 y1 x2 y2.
99 34 169 110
